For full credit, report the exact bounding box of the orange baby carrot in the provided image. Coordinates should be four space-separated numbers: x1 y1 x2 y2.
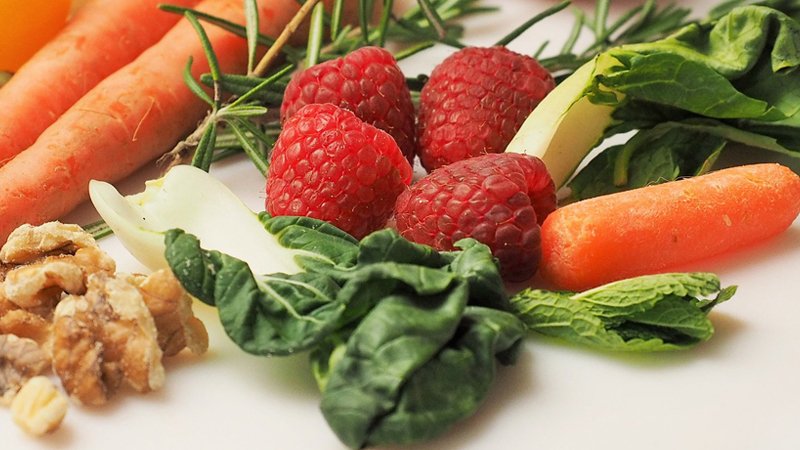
0 0 316 243
0 0 201 166
540 164 800 291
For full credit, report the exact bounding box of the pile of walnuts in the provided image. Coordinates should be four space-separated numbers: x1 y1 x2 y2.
0 222 208 434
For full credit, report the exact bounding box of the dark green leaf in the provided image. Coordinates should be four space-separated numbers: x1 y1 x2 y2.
571 6 800 198
568 126 726 200
259 213 359 269
164 229 345 355
320 281 468 449
164 229 224 305
362 307 525 447
598 52 778 119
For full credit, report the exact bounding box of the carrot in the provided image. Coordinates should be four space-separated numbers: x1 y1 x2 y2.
0 0 201 166
0 0 320 243
539 164 800 291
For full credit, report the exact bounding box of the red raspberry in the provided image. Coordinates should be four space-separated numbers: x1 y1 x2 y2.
417 46 555 171
281 46 417 163
394 153 556 281
267 103 412 239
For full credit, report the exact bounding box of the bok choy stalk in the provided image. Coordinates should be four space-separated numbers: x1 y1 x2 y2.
507 5 800 198
89 165 525 448
88 165 307 274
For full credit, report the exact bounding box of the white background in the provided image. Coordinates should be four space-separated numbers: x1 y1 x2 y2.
5 0 800 449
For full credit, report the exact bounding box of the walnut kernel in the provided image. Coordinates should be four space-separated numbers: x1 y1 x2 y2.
0 334 50 405
127 270 209 356
0 222 96 265
52 274 164 405
10 376 68 436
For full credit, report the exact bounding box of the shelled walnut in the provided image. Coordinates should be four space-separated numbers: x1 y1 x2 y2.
0 222 98 265
0 221 209 435
0 309 51 348
10 376 68 436
126 270 209 357
0 222 115 311
53 273 165 406
0 334 50 405
0 222 120 359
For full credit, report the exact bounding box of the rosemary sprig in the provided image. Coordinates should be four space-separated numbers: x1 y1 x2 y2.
537 0 692 78
83 219 113 240
162 0 486 175
536 0 800 79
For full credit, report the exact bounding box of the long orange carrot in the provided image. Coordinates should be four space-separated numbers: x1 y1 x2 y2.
0 0 318 243
0 0 201 166
540 164 800 291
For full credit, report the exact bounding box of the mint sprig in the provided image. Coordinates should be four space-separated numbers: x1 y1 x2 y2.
509 273 736 351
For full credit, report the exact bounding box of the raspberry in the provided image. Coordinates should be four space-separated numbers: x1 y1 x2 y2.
267 103 412 239
281 46 417 163
417 46 555 171
394 153 556 281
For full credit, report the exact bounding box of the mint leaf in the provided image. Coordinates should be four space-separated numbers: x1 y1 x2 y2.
509 273 736 351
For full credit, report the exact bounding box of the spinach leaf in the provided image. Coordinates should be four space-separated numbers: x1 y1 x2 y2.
710 0 800 22
165 229 347 355
318 297 525 448
550 5 800 199
166 220 520 448
569 125 725 200
319 282 468 449
362 307 524 447
509 273 736 351
259 212 359 270
598 52 779 119
165 218 511 357
445 239 510 311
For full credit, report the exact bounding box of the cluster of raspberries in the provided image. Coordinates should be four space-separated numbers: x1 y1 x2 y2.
267 46 556 281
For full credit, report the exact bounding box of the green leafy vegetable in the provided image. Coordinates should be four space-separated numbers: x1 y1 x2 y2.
318 305 524 448
508 5 800 195
93 157 736 449
509 273 736 351
164 223 356 355
163 224 524 447
568 124 726 200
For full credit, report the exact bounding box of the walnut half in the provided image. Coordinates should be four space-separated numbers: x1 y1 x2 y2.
52 274 165 406
0 222 115 311
126 270 209 357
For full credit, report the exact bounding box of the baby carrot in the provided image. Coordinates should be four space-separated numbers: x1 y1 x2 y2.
540 164 800 291
0 0 317 243
0 0 201 166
